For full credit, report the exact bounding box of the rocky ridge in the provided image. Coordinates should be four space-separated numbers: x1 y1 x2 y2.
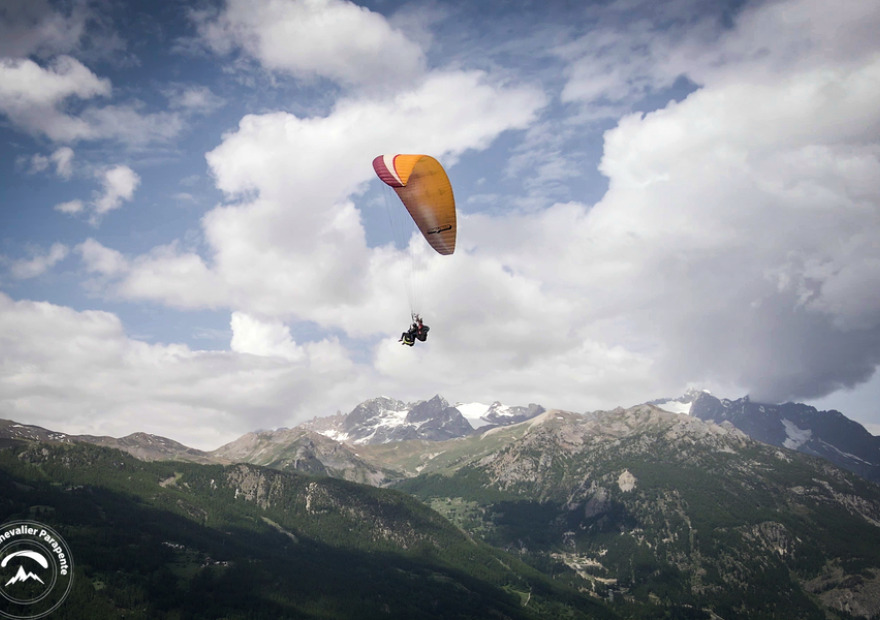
211 428 391 485
690 391 880 482
394 404 880 618
0 419 216 463
298 395 544 445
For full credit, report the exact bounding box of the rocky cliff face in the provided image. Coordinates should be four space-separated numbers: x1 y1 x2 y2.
466 406 750 500
403 396 474 441
337 395 474 443
690 392 880 482
222 463 452 551
211 428 391 485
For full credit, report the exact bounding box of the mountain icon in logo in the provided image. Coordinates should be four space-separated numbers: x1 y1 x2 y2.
5 565 45 587
1 550 49 587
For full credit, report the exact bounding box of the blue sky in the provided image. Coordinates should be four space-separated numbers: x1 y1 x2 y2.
2 0 879 449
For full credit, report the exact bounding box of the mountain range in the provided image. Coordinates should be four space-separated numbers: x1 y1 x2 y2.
648 390 880 483
299 395 545 444
3 388 879 487
3 391 880 618
688 392 880 483
393 404 880 618
0 395 546 481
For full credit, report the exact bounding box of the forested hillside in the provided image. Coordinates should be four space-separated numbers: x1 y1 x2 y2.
0 440 613 620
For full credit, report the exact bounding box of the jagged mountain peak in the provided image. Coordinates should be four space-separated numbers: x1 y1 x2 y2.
585 404 747 444
210 427 390 485
683 386 706 399
647 388 712 415
405 395 453 423
691 391 880 482
298 395 545 446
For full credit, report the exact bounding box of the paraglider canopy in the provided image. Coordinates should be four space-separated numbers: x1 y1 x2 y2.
372 154 456 255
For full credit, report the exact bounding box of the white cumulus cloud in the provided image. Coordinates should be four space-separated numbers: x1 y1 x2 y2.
7 243 69 279
0 0 89 59
50 146 74 178
76 238 129 276
54 199 84 214
57 165 141 226
524 0 880 403
28 153 50 173
93 165 140 215
0 293 364 449
230 312 307 362
164 84 226 113
30 147 75 178
0 56 110 141
0 56 184 144
193 0 426 89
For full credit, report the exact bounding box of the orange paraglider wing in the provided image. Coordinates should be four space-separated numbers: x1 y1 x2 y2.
372 154 456 255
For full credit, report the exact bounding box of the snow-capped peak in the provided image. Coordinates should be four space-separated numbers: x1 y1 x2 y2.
303 396 545 444
648 388 711 415
454 402 492 429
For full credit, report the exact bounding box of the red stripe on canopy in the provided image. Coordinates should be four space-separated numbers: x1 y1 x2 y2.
372 155 404 188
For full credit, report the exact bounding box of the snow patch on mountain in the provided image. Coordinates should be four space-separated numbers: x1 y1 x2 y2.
647 388 710 415
488 403 513 417
782 419 812 450
654 400 693 415
356 403 410 442
455 403 492 429
317 429 350 442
